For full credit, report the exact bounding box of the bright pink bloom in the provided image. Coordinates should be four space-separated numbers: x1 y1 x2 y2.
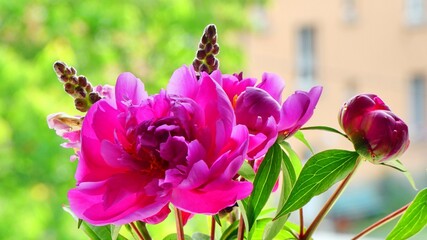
339 94 409 163
68 71 252 225
278 86 323 138
169 66 322 160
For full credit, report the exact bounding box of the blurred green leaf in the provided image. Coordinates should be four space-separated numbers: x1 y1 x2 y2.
163 234 192 240
387 188 427 240
275 150 359 219
192 232 210 240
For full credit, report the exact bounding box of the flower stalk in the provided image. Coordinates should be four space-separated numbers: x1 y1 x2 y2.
210 216 216 240
301 157 362 240
352 204 409 240
174 207 185 240
130 222 145 240
237 214 245 240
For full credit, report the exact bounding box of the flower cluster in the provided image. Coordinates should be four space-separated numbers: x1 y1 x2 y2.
49 60 321 225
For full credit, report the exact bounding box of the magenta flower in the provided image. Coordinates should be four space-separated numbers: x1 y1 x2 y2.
169 66 322 160
278 86 323 138
339 94 410 163
68 71 252 225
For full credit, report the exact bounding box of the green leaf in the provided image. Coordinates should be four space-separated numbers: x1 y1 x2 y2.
214 214 222 227
263 151 296 240
300 126 348 139
63 206 128 240
280 221 307 239
293 131 314 153
192 232 210 240
238 160 256 182
249 218 273 240
381 159 417 190
253 219 303 240
163 234 192 240
387 188 427 240
237 199 249 229
275 150 359 219
110 225 122 240
246 143 282 230
220 221 239 240
280 142 303 178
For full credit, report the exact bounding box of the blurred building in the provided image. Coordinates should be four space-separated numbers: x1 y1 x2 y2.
244 0 427 232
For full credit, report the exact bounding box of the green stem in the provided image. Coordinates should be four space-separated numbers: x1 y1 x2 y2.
237 213 245 240
174 207 185 240
301 158 362 240
352 204 409 240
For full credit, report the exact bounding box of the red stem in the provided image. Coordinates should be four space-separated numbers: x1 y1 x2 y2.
237 213 245 240
174 207 185 240
210 216 216 240
130 222 145 240
299 208 304 237
352 204 409 240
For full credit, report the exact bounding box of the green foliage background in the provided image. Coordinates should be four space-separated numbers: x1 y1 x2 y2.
0 0 262 239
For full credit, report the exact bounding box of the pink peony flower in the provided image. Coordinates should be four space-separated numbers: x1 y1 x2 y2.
68 71 252 225
339 94 410 163
169 66 322 160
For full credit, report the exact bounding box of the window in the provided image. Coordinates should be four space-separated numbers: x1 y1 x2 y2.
296 26 316 90
342 0 357 23
409 75 426 138
405 0 426 26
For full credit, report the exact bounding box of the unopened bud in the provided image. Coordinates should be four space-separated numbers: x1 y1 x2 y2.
53 61 66 76
339 94 410 163
197 50 206 60
89 92 102 104
64 83 75 94
78 76 87 87
74 98 88 112
75 86 86 98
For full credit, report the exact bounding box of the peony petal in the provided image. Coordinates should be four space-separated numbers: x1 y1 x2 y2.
178 160 210 190
167 65 199 99
142 205 171 224
195 75 235 163
69 173 169 225
115 72 148 111
171 180 252 214
257 72 285 103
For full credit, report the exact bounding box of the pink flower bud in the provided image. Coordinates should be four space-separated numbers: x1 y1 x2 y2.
339 94 409 163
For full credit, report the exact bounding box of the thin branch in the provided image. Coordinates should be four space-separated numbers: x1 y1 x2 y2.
130 222 145 240
210 216 216 240
299 208 304 237
352 204 409 240
237 214 245 240
174 207 185 240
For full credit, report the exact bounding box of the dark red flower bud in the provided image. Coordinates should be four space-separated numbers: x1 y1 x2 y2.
339 94 410 163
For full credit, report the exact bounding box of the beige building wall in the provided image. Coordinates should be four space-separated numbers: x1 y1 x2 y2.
245 0 427 183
